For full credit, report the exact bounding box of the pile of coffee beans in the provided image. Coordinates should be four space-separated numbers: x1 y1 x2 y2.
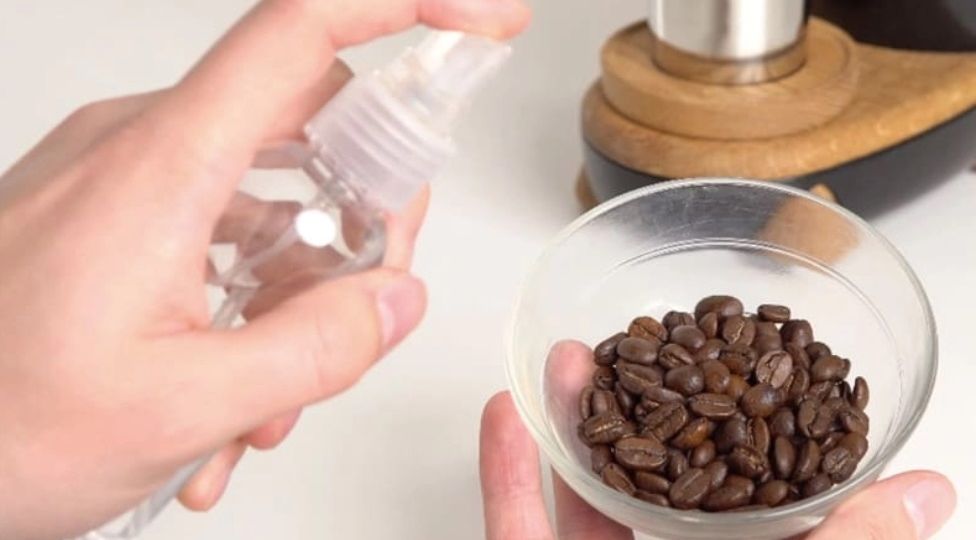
577 295 870 512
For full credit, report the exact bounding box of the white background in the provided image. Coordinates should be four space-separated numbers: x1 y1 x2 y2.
1 1 973 538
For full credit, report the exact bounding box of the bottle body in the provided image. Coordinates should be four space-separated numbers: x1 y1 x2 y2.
207 144 387 327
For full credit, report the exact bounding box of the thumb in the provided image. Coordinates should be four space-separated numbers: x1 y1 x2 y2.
154 269 425 450
808 471 955 540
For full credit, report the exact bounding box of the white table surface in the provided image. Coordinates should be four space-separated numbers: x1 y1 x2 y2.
1 1 973 539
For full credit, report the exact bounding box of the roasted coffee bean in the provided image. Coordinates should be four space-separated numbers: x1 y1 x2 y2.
837 380 853 402
635 491 671 507
691 440 717 467
715 417 750 453
838 407 870 436
629 316 668 342
787 369 811 405
594 332 627 366
615 436 669 471
703 475 755 511
665 365 705 396
806 381 834 402
591 445 613 474
805 341 832 361
633 402 652 425
758 304 791 323
811 355 851 382
592 366 616 390
671 325 707 351
755 480 790 506
669 468 712 509
602 463 637 495
802 473 833 498
617 361 662 394
705 460 729 491
695 339 725 363
615 383 637 416
694 295 744 321
582 413 635 445
727 375 749 401
781 320 814 348
756 320 780 339
701 360 731 394
773 436 797 479
728 445 769 478
824 396 849 414
580 386 595 420
820 431 845 453
667 449 689 481
789 483 801 499
642 402 690 441
642 385 685 405
756 350 795 388
838 432 869 461
698 312 720 339
793 440 823 482
578 424 593 448
809 402 839 439
851 376 870 410
770 408 796 438
658 343 695 369
617 336 661 366
786 343 811 371
591 389 620 417
754 334 784 356
688 393 738 420
722 315 756 347
719 345 758 376
797 398 819 437
741 384 782 418
582 412 637 444
672 418 715 450
635 472 671 494
749 417 771 455
821 447 858 483
663 311 696 330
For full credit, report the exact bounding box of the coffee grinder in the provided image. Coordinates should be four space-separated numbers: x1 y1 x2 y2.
579 0 976 216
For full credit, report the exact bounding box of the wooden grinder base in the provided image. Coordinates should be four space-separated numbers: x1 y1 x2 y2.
578 17 976 210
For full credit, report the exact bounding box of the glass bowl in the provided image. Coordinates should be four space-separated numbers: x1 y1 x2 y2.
506 179 937 539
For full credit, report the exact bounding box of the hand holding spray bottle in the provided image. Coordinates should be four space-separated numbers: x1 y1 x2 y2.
81 30 511 540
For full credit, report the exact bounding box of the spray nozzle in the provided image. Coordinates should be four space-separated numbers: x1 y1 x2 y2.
304 31 511 212
379 31 512 133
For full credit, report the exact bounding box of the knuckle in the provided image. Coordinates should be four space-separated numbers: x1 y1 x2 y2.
64 100 112 127
301 295 376 398
266 0 318 19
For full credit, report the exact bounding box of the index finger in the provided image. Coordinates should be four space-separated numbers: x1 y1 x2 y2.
153 0 530 173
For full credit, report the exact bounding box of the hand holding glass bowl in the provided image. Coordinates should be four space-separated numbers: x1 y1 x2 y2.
497 179 953 539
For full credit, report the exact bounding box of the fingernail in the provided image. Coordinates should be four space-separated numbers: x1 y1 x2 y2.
903 478 955 538
376 275 426 348
468 0 531 38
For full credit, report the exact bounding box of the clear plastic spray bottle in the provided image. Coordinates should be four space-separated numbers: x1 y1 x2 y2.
80 30 511 540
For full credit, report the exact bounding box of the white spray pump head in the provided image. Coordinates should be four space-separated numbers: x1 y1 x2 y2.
304 31 512 211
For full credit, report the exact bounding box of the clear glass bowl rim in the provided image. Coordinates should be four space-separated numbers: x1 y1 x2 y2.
505 178 938 526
